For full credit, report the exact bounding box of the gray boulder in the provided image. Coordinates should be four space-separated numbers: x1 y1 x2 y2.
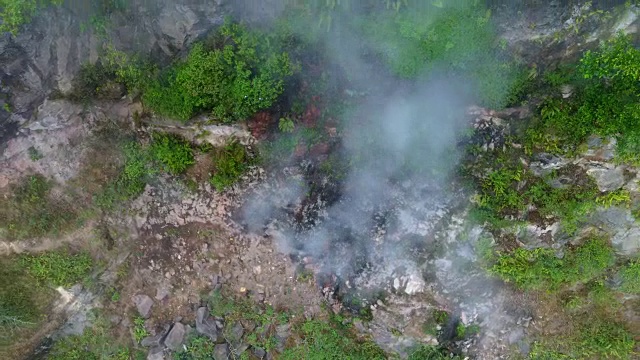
164 322 186 351
213 343 230 360
196 307 218 341
587 166 626 192
133 294 154 318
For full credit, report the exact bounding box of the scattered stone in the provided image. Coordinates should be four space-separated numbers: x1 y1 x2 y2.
133 294 154 318
147 346 164 360
196 307 218 341
253 347 266 359
213 343 230 360
229 321 244 342
164 322 186 351
508 328 525 344
141 334 163 348
155 287 170 301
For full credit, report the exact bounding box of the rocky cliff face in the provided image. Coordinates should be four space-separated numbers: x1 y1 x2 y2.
1 0 638 146
0 0 229 149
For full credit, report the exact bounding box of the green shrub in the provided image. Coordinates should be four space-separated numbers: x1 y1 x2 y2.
149 132 195 175
536 34 640 162
143 21 293 122
358 2 518 108
210 141 251 191
619 260 640 294
0 174 79 239
0 0 63 35
20 251 93 288
491 238 614 291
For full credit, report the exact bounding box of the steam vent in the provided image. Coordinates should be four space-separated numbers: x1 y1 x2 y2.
1 1 639 359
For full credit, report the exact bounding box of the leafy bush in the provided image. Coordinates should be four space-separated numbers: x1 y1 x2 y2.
0 0 63 35
0 174 79 239
143 21 293 122
491 238 614 291
210 141 252 191
537 34 640 162
20 251 93 288
358 2 518 108
149 132 195 175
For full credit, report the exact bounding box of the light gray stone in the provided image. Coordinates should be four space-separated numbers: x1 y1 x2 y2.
196 307 218 341
213 343 229 360
587 166 626 192
133 294 154 318
163 322 186 351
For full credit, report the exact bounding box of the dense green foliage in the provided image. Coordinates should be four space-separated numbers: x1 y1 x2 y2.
534 34 640 162
210 141 252 191
0 174 79 239
0 0 62 34
143 22 293 122
358 2 520 108
490 238 614 291
149 132 195 175
20 251 93 288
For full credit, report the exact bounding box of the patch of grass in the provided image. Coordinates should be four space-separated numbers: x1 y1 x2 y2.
0 174 80 239
143 21 293 122
210 140 252 191
280 318 386 360
132 316 148 343
48 311 132 360
490 237 614 291
20 250 93 288
530 318 635 359
455 323 480 339
0 258 41 343
408 345 461 360
94 141 150 210
149 132 195 175
173 336 216 360
619 260 640 294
